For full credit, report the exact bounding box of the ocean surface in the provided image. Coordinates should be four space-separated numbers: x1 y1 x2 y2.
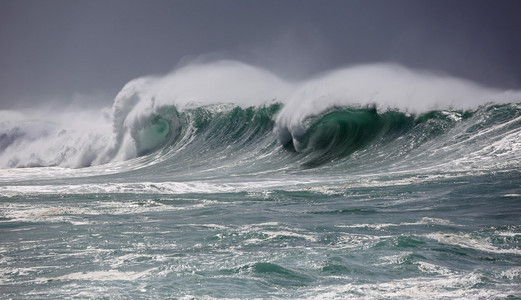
1 62 521 299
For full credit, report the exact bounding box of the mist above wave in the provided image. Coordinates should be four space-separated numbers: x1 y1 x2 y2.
0 60 519 169
275 63 520 145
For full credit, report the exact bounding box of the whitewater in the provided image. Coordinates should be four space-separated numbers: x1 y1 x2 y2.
1 61 521 299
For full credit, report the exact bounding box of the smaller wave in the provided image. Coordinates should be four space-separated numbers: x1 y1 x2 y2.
236 262 312 287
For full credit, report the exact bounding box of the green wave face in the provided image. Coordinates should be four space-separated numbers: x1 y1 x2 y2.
134 116 171 155
292 108 416 168
297 109 385 167
185 104 280 143
132 107 181 156
110 102 521 176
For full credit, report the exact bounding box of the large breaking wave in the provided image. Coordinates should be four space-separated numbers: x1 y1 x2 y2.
1 61 520 172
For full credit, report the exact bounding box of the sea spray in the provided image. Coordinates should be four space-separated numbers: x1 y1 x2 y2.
0 108 112 168
274 63 520 148
0 61 520 169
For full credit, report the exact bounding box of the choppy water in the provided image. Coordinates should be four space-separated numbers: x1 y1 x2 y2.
1 62 521 299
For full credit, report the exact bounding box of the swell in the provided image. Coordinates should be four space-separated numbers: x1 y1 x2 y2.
1 62 520 172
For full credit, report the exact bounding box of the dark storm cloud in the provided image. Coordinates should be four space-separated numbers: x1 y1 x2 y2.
1 0 520 109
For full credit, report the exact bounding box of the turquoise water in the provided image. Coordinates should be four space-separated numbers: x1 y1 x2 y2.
2 171 521 299
2 102 521 299
1 63 521 298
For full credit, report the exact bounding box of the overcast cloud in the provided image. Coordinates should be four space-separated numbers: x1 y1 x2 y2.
1 0 520 109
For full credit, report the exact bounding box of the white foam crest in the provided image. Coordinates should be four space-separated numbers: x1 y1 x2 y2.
0 108 113 168
0 61 293 168
0 179 316 196
425 232 521 255
337 217 455 230
416 261 455 276
0 203 97 224
304 271 514 299
0 198 217 225
261 230 318 242
146 60 292 108
275 63 521 144
499 267 521 280
109 60 292 160
47 268 156 282
376 252 414 266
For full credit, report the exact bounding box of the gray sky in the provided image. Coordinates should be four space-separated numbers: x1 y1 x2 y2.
1 0 520 109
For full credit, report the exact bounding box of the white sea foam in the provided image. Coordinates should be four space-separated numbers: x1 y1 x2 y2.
334 234 387 250
416 261 454 276
376 252 414 266
0 203 94 224
0 178 319 196
499 267 521 280
261 230 318 242
0 198 204 224
503 194 521 198
425 232 521 255
47 268 156 281
303 272 517 299
1 60 520 169
337 217 455 230
0 108 113 168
